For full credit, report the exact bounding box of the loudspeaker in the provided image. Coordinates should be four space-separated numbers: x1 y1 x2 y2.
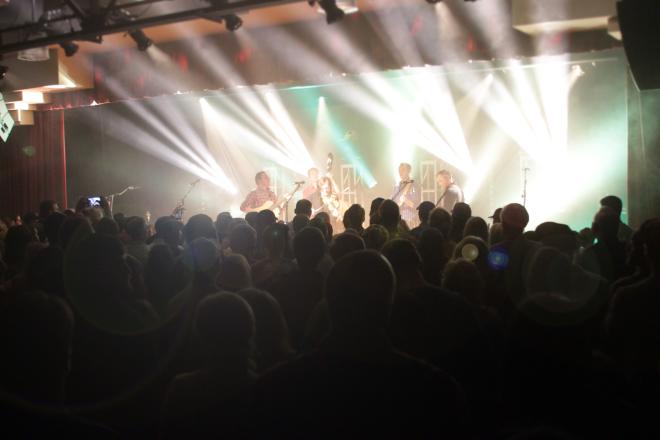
617 0 660 90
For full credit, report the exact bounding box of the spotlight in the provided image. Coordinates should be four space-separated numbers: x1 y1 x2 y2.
318 0 345 24
223 14 243 32
60 41 79 57
0 65 7 80
129 29 152 51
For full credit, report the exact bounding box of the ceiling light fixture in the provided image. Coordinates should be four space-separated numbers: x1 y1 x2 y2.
129 29 153 51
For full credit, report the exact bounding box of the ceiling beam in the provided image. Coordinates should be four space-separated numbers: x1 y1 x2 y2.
0 0 299 56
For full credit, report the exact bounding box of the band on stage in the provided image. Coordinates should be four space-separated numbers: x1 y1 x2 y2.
239 163 464 228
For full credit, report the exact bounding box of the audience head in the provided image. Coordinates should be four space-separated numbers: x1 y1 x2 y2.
591 207 619 243
291 214 310 234
237 288 292 370
215 212 233 240
329 233 366 262
452 202 472 221
599 195 623 218
453 235 489 271
125 216 148 242
527 247 572 296
428 207 452 239
95 217 120 236
245 211 259 230
361 224 389 251
184 237 220 274
369 197 385 224
262 223 290 259
378 199 401 230
294 199 313 218
159 218 183 249
217 254 252 292
293 227 327 271
343 204 366 232
44 212 67 247
58 216 93 251
194 292 255 364
229 224 257 261
309 215 332 242
256 210 277 234
443 259 485 306
535 222 578 257
4 225 36 270
463 217 489 243
417 201 435 225
382 239 422 280
418 227 450 284
38 200 59 220
183 214 217 244
489 207 502 224
325 250 395 332
501 203 529 239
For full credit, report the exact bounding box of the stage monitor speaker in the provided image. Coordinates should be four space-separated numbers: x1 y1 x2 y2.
617 0 660 91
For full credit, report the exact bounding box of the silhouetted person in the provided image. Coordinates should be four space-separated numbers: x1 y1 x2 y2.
161 292 256 439
124 216 149 267
145 243 185 317
253 250 466 438
43 212 67 248
217 254 252 292
329 232 366 262
291 214 309 235
229 223 257 264
463 216 489 243
183 214 217 245
361 224 389 251
489 203 540 316
251 223 294 290
576 207 630 282
429 207 453 242
605 218 660 373
238 288 294 372
383 240 493 413
0 290 73 404
342 203 366 233
378 199 404 238
369 197 385 225
450 202 472 243
214 212 233 243
270 227 326 351
410 200 436 239
418 227 451 286
294 199 313 218
600 195 633 243
3 225 36 279
96 217 120 236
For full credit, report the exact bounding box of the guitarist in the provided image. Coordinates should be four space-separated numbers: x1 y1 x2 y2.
240 171 278 213
391 162 420 228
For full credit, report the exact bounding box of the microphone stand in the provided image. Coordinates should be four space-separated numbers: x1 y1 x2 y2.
521 168 530 207
106 186 138 216
174 180 201 222
282 182 305 223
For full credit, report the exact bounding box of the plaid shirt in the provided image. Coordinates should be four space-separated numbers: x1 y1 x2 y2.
240 188 277 212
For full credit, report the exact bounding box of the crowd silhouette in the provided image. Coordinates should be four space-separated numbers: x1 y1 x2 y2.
0 193 659 438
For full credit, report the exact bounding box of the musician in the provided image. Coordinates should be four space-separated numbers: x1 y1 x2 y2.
240 171 277 213
391 163 420 228
436 169 464 212
318 176 342 224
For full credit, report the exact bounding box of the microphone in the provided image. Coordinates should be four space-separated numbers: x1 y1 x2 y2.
128 186 140 190
190 178 201 186
294 181 305 185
